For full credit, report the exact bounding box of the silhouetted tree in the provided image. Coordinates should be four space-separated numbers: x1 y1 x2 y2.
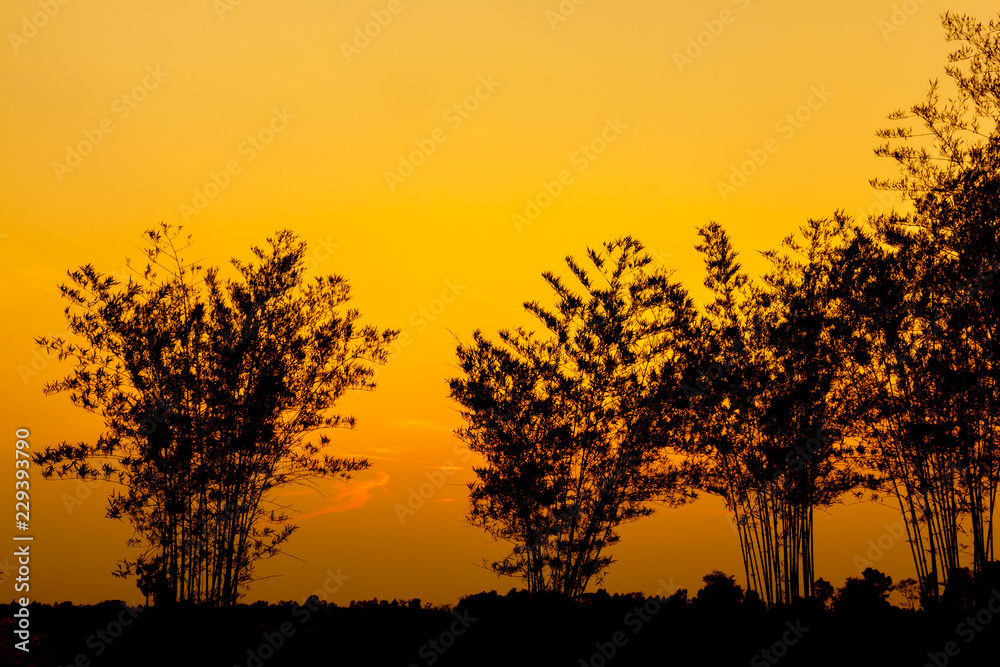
33 224 397 605
837 11 1000 608
688 219 868 606
896 577 920 611
693 570 744 610
449 237 699 597
813 577 834 610
833 568 894 613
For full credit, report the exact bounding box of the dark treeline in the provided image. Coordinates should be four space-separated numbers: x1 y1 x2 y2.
4 570 1000 667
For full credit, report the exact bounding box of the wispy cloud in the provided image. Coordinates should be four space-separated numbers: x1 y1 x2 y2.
293 471 391 521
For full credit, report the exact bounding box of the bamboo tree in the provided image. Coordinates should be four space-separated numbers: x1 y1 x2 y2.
689 218 867 606
34 224 397 605
450 237 699 597
833 11 1000 608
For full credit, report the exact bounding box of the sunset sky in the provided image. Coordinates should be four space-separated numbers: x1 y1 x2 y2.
1 0 994 608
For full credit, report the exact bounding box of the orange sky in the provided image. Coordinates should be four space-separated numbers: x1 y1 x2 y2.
1 0 994 607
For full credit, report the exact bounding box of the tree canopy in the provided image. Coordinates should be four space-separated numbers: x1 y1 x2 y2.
34 224 397 605
449 237 700 597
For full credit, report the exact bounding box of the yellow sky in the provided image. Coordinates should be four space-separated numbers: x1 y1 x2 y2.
1 0 993 606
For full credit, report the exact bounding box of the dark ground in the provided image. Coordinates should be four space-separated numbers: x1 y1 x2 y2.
3 589 1000 667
